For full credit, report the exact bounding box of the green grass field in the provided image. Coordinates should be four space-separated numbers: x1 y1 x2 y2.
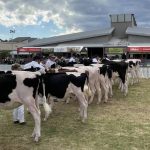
0 79 150 150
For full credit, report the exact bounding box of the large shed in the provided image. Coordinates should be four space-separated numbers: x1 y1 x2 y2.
23 14 150 63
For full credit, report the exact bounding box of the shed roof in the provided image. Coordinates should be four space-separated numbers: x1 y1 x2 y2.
10 37 37 42
126 27 150 36
25 27 114 47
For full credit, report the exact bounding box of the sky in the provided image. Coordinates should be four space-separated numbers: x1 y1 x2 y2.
0 0 150 40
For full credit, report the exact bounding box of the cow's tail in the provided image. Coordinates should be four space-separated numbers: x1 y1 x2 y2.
38 76 52 121
84 70 91 101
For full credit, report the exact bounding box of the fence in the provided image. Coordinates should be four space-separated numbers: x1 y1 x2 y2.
0 64 150 78
139 67 150 79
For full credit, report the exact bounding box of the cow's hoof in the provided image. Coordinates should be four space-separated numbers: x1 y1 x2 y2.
81 118 87 123
43 118 47 121
97 102 101 105
34 136 40 142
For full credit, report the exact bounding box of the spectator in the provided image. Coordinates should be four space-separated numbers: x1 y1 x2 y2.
68 54 76 66
104 53 110 60
45 54 56 69
92 56 99 63
68 55 76 63
24 55 45 73
122 53 127 60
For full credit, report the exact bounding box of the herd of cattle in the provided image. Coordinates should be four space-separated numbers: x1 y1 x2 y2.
0 58 141 142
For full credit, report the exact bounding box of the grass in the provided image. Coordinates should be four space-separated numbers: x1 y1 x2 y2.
1 79 150 150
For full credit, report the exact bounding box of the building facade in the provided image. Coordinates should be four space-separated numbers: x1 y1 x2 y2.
17 14 150 64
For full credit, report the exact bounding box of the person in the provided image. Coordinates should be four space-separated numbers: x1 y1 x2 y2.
11 63 26 125
115 55 119 59
45 54 56 69
103 53 110 60
57 56 67 67
68 55 76 63
24 55 45 73
92 56 99 63
68 54 76 66
122 53 127 60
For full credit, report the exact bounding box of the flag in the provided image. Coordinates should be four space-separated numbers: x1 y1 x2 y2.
10 30 15 33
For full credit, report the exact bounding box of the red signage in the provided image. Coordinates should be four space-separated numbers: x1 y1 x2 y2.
128 47 150 52
17 47 41 52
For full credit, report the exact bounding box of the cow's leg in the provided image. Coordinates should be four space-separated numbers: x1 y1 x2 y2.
88 77 98 104
73 88 88 122
64 93 72 104
95 82 102 104
130 70 134 85
136 67 141 83
47 95 54 109
108 79 113 97
83 85 91 102
99 76 108 103
23 97 41 142
88 84 96 104
118 79 122 90
124 82 128 96
121 82 124 92
88 90 95 104
35 96 41 114
63 88 74 104
29 105 41 142
132 70 137 84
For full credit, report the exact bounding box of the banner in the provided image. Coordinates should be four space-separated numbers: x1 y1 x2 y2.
17 47 41 52
42 48 54 52
108 48 123 53
128 47 150 52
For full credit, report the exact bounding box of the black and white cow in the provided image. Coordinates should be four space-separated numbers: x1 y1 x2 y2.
61 66 102 105
89 64 113 103
101 58 129 95
125 59 141 85
39 72 88 122
0 70 50 142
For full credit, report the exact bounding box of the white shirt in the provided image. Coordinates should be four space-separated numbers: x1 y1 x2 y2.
45 59 56 69
92 58 98 63
24 61 45 73
69 57 76 63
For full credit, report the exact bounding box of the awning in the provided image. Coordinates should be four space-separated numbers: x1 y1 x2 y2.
17 47 41 52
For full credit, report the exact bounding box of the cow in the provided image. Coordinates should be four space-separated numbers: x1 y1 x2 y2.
125 59 141 85
101 58 129 96
0 70 51 142
39 72 89 123
11 63 51 122
61 66 102 105
89 64 113 103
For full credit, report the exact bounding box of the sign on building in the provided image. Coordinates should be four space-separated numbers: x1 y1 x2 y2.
108 48 123 54
128 47 150 53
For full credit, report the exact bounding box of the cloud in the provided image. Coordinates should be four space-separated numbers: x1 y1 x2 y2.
0 0 150 37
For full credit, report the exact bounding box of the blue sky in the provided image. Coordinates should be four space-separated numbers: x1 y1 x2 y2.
0 0 150 40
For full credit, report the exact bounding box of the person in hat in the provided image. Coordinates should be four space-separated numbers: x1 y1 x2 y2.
45 54 56 69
